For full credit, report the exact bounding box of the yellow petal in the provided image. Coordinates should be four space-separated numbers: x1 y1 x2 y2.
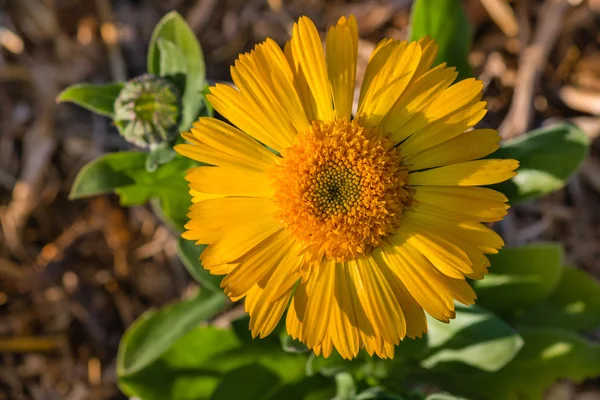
262 243 304 303
330 262 360 359
428 78 485 120
286 279 309 341
177 118 278 171
303 259 336 348
399 101 487 158
412 36 439 80
358 38 399 106
200 216 281 268
372 250 427 339
343 260 378 348
384 64 457 142
250 290 292 339
189 189 228 203
402 209 500 279
184 197 278 244
408 204 502 254
347 257 405 344
232 40 309 134
392 78 483 146
221 230 296 299
412 186 509 222
206 263 235 275
186 165 274 197
408 159 519 186
290 17 335 122
284 40 319 122
358 41 422 127
326 16 358 119
405 128 501 171
381 243 476 322
207 83 291 152
392 220 474 278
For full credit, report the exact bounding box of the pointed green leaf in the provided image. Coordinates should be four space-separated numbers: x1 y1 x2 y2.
118 325 326 400
147 11 206 131
517 266 600 331
426 395 469 400
69 152 148 199
158 38 187 78
473 244 564 313
409 0 472 79
356 388 406 400
421 304 523 373
117 291 227 377
491 123 589 204
442 328 600 400
69 151 194 231
57 82 123 118
333 372 356 400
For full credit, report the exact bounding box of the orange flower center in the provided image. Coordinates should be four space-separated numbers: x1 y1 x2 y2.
272 120 410 262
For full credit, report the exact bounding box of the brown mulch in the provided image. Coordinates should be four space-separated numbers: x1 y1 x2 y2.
1 0 600 399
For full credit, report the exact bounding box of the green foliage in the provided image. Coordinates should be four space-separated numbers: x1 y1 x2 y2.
421 305 523 373
440 328 600 400
118 324 334 400
69 151 194 231
356 388 406 400
147 11 206 131
492 123 589 204
333 372 357 400
425 395 468 400
472 244 564 313
117 291 227 377
517 266 600 331
409 0 472 80
56 82 124 118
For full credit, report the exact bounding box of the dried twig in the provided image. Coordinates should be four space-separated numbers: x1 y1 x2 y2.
480 0 519 37
499 0 571 138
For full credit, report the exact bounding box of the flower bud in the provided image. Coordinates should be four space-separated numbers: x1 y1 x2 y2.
114 74 181 148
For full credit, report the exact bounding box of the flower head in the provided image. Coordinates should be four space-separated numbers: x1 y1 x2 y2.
175 16 518 359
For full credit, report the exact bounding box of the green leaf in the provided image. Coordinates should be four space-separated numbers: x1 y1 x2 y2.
210 363 281 400
158 38 187 81
147 11 206 131
356 388 406 400
421 304 523 373
517 266 600 331
426 395 469 400
69 152 148 198
409 0 472 80
56 82 123 118
118 325 325 400
472 244 564 313
117 291 227 377
332 372 356 400
176 237 222 292
491 123 589 204
444 328 600 400
69 152 194 232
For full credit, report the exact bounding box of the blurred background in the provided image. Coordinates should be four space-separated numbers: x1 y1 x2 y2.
1 0 600 399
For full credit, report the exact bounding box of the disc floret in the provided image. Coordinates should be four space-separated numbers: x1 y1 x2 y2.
272 120 410 262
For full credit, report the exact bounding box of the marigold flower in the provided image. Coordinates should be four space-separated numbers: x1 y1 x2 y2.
175 15 518 360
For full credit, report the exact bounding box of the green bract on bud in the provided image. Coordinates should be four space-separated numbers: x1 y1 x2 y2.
114 74 181 149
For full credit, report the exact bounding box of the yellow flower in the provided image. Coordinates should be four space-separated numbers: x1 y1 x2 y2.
175 15 518 360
